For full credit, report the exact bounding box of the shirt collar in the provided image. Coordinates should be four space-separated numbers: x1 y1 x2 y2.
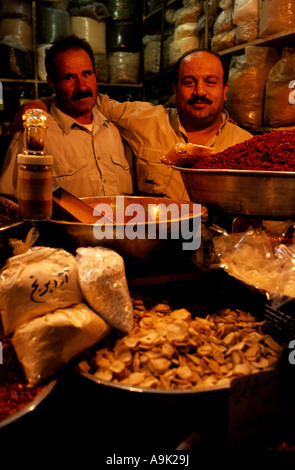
50 101 110 134
169 107 229 142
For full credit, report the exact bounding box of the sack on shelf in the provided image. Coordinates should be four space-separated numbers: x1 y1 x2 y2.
213 7 234 36
169 36 200 66
235 19 259 44
226 46 280 128
264 49 295 127
143 35 161 76
211 28 236 52
233 0 259 25
259 0 295 37
174 4 202 28
108 51 141 84
0 17 32 51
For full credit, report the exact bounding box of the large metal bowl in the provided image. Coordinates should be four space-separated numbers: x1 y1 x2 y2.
173 166 295 217
0 196 28 266
38 196 206 275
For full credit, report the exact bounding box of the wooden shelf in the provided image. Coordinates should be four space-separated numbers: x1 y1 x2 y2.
219 27 295 56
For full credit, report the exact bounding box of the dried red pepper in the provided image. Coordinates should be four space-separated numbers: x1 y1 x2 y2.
192 130 295 171
0 321 44 422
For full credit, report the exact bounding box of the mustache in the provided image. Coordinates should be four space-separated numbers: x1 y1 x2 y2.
187 96 212 105
71 90 93 101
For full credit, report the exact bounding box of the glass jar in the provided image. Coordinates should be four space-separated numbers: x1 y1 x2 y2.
17 154 53 221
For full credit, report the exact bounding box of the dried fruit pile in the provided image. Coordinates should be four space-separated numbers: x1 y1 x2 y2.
192 130 295 171
78 300 282 390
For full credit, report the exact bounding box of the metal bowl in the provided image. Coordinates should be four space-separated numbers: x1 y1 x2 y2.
39 196 206 273
173 166 295 217
0 378 57 430
0 196 27 266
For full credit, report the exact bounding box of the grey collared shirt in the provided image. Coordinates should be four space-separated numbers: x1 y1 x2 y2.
0 102 134 199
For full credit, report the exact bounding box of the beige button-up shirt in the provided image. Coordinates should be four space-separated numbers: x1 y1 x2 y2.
98 94 253 201
0 102 134 199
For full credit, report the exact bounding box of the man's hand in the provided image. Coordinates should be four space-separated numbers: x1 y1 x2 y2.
13 98 51 132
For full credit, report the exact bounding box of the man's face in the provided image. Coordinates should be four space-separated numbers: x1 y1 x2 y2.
174 51 229 129
48 48 98 118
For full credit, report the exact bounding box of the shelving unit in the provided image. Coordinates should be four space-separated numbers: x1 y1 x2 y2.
0 0 144 132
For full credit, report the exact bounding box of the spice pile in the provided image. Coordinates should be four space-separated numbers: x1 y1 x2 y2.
78 299 282 390
0 197 21 228
192 130 295 171
0 322 44 422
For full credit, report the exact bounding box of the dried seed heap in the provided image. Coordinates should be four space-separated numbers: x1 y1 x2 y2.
192 130 295 171
0 323 44 422
78 300 282 390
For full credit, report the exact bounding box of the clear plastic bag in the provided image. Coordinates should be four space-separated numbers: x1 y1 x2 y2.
76 246 134 333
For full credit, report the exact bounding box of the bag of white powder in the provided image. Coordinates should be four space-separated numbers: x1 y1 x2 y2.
76 246 134 333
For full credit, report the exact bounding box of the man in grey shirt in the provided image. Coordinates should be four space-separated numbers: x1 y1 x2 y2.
0 35 134 199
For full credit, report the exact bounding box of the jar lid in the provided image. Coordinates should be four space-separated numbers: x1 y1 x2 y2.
17 153 53 165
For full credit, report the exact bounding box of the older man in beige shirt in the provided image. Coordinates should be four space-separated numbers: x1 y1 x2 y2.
0 35 134 199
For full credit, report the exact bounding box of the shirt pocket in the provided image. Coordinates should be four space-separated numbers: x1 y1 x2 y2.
136 147 172 195
110 154 134 194
52 161 88 186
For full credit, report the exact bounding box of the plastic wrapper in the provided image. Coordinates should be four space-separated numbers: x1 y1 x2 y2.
108 51 140 83
203 0 219 16
225 46 279 127
37 43 51 80
68 2 109 21
105 0 141 21
0 246 83 335
235 19 259 44
193 221 295 310
219 0 233 8
0 17 32 51
165 8 176 24
71 16 106 54
12 302 111 386
260 0 295 38
233 0 259 25
211 28 236 52
264 50 295 127
76 246 134 333
169 36 200 66
213 7 234 35
37 7 71 44
143 37 161 75
0 35 33 78
107 20 142 52
174 22 197 41
0 0 32 24
94 52 109 82
174 4 202 27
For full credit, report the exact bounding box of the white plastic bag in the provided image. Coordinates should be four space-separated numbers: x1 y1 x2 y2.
12 302 111 386
0 246 83 334
76 246 134 333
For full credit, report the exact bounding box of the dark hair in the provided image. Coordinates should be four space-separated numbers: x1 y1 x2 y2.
45 34 96 82
172 48 230 89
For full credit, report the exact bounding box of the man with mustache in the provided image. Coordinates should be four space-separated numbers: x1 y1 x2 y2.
96 49 252 200
5 47 252 200
0 35 134 198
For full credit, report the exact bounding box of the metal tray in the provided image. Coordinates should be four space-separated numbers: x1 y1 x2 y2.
173 166 295 217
